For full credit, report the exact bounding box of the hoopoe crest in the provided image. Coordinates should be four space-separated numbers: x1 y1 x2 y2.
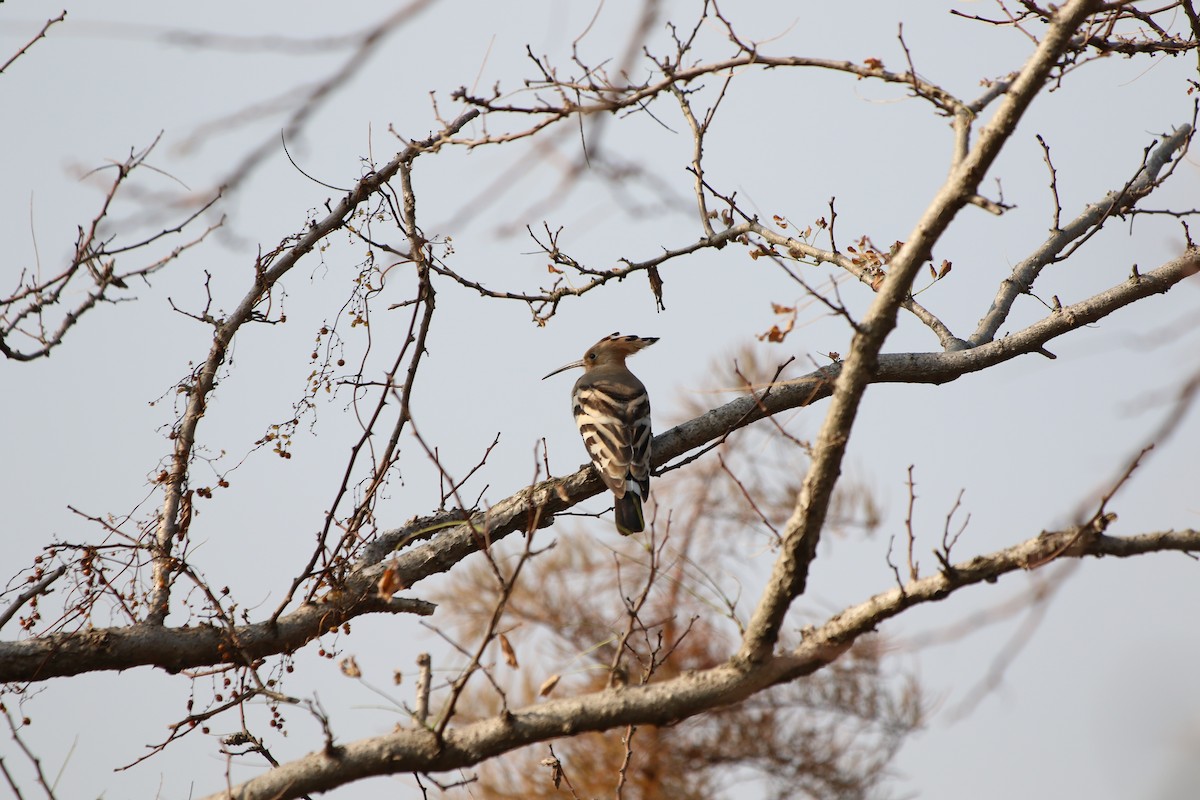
543 332 658 535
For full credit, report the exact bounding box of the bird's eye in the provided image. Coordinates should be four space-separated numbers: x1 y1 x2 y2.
587 352 597 360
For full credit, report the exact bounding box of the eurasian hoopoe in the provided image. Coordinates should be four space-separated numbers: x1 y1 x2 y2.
543 332 658 535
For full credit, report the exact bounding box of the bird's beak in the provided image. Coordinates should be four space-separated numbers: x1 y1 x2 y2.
542 359 584 380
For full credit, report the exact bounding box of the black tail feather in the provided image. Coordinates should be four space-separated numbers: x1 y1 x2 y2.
614 492 645 535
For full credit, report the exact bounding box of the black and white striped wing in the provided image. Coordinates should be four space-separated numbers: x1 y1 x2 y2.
572 376 652 499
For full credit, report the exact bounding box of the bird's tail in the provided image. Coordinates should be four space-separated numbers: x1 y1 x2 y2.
614 491 645 535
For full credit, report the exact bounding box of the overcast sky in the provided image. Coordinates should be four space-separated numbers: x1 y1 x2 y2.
3 2 1199 798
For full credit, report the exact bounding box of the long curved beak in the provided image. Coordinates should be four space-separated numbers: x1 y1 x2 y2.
542 359 584 380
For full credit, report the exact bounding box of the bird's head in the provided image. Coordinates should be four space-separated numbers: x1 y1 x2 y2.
542 332 660 378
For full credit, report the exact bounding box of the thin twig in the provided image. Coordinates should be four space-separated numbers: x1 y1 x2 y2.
0 11 67 76
0 566 66 631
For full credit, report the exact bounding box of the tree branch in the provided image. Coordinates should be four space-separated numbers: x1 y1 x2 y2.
736 0 1105 664
0 11 66 76
199 525 1200 800
971 123 1194 345
145 108 479 624
0 594 434 684
2 242 1192 684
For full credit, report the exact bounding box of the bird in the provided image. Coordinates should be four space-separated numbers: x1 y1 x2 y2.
543 332 658 535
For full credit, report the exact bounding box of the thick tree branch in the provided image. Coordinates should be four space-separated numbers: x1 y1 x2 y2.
737 0 1104 664
4 243 1191 683
5 4 1197 798
380 248 1198 584
0 594 434 683
201 525 1200 800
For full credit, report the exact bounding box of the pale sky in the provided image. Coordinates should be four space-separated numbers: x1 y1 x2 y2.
3 2 1199 798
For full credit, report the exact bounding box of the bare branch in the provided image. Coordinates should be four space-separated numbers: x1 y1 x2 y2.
0 566 66 632
1 140 223 362
737 0 1107 665
971 123 1193 345
200 525 1200 800
5 5 1199 796
0 11 66 76
146 108 479 625
3 240 1194 685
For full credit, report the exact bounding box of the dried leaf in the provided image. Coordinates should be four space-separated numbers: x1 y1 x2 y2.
540 756 564 789
759 302 798 343
377 565 405 598
647 265 665 311
938 259 953 279
498 633 519 669
864 57 884 70
178 491 193 540
339 656 362 679
538 673 561 697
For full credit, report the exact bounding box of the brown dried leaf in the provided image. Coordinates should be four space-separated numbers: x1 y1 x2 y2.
938 259 953 279
647 265 665 311
538 673 561 697
339 656 362 679
498 633 519 669
377 565 406 598
758 301 798 343
540 755 564 789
